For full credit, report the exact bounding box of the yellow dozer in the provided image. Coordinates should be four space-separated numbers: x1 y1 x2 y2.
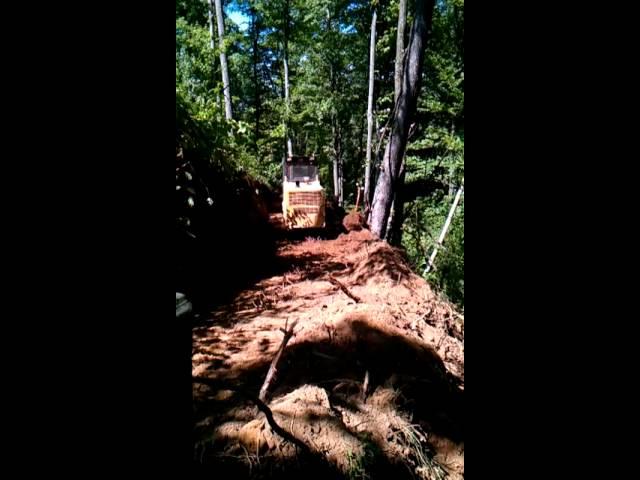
282 154 325 229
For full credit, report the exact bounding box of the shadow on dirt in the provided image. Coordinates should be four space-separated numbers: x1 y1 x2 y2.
193 314 463 479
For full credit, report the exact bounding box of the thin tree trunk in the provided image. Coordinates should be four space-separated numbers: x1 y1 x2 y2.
387 167 406 245
333 162 339 204
207 0 221 107
251 7 261 153
284 0 293 157
284 53 292 156
207 2 216 52
424 180 463 275
214 0 233 120
394 0 407 104
386 0 408 244
364 8 377 211
448 120 456 195
332 118 339 204
369 0 435 239
359 110 365 164
338 127 343 206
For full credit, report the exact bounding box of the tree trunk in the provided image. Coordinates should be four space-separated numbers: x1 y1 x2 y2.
333 159 339 203
387 166 406 245
251 7 261 153
364 8 377 211
369 0 435 239
207 2 216 52
214 0 233 120
284 0 293 157
332 118 342 205
386 0 409 245
207 0 221 107
338 128 343 206
448 120 456 195
394 0 407 104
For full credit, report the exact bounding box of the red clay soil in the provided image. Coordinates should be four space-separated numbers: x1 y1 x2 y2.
193 228 464 479
342 210 367 231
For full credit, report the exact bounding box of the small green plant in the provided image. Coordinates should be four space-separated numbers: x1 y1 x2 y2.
346 437 379 480
397 424 447 480
346 450 369 480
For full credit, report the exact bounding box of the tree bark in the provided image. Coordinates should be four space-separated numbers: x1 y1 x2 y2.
284 0 293 157
207 0 221 107
364 8 377 211
386 0 409 245
338 128 343 206
251 7 261 152
369 0 435 239
207 2 216 51
332 121 343 206
394 0 407 104
387 167 406 245
214 0 233 120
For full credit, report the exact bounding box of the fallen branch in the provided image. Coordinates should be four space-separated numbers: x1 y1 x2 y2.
424 179 464 275
258 319 298 402
327 275 361 303
362 370 370 402
192 376 311 453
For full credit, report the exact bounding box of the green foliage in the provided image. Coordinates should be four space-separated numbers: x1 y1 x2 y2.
398 0 464 309
345 437 378 480
176 0 208 26
403 194 464 309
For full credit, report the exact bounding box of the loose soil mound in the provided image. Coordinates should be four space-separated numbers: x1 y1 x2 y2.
342 210 367 231
193 230 463 479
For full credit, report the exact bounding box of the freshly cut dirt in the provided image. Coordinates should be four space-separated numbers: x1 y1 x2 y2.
342 210 367 231
193 229 463 479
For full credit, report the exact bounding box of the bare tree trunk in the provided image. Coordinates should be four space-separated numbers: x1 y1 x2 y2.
339 161 344 206
333 158 340 203
207 0 221 107
333 158 339 203
359 110 365 163
387 166 406 245
333 121 339 204
214 0 233 120
394 0 407 104
251 7 261 153
338 128 343 206
364 8 377 211
284 0 293 157
386 0 408 244
424 180 464 275
369 0 435 239
448 120 456 195
207 2 216 53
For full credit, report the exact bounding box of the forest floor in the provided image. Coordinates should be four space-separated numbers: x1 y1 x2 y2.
192 213 464 480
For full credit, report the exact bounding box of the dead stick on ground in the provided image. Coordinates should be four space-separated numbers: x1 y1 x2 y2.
328 275 361 303
362 370 370 402
258 319 298 402
192 376 311 454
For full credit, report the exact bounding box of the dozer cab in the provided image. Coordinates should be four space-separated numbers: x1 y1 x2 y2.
282 154 325 229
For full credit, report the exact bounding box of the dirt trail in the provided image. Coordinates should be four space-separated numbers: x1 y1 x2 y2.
193 227 464 479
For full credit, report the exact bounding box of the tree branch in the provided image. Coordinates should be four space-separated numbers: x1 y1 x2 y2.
328 275 361 303
193 376 311 453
